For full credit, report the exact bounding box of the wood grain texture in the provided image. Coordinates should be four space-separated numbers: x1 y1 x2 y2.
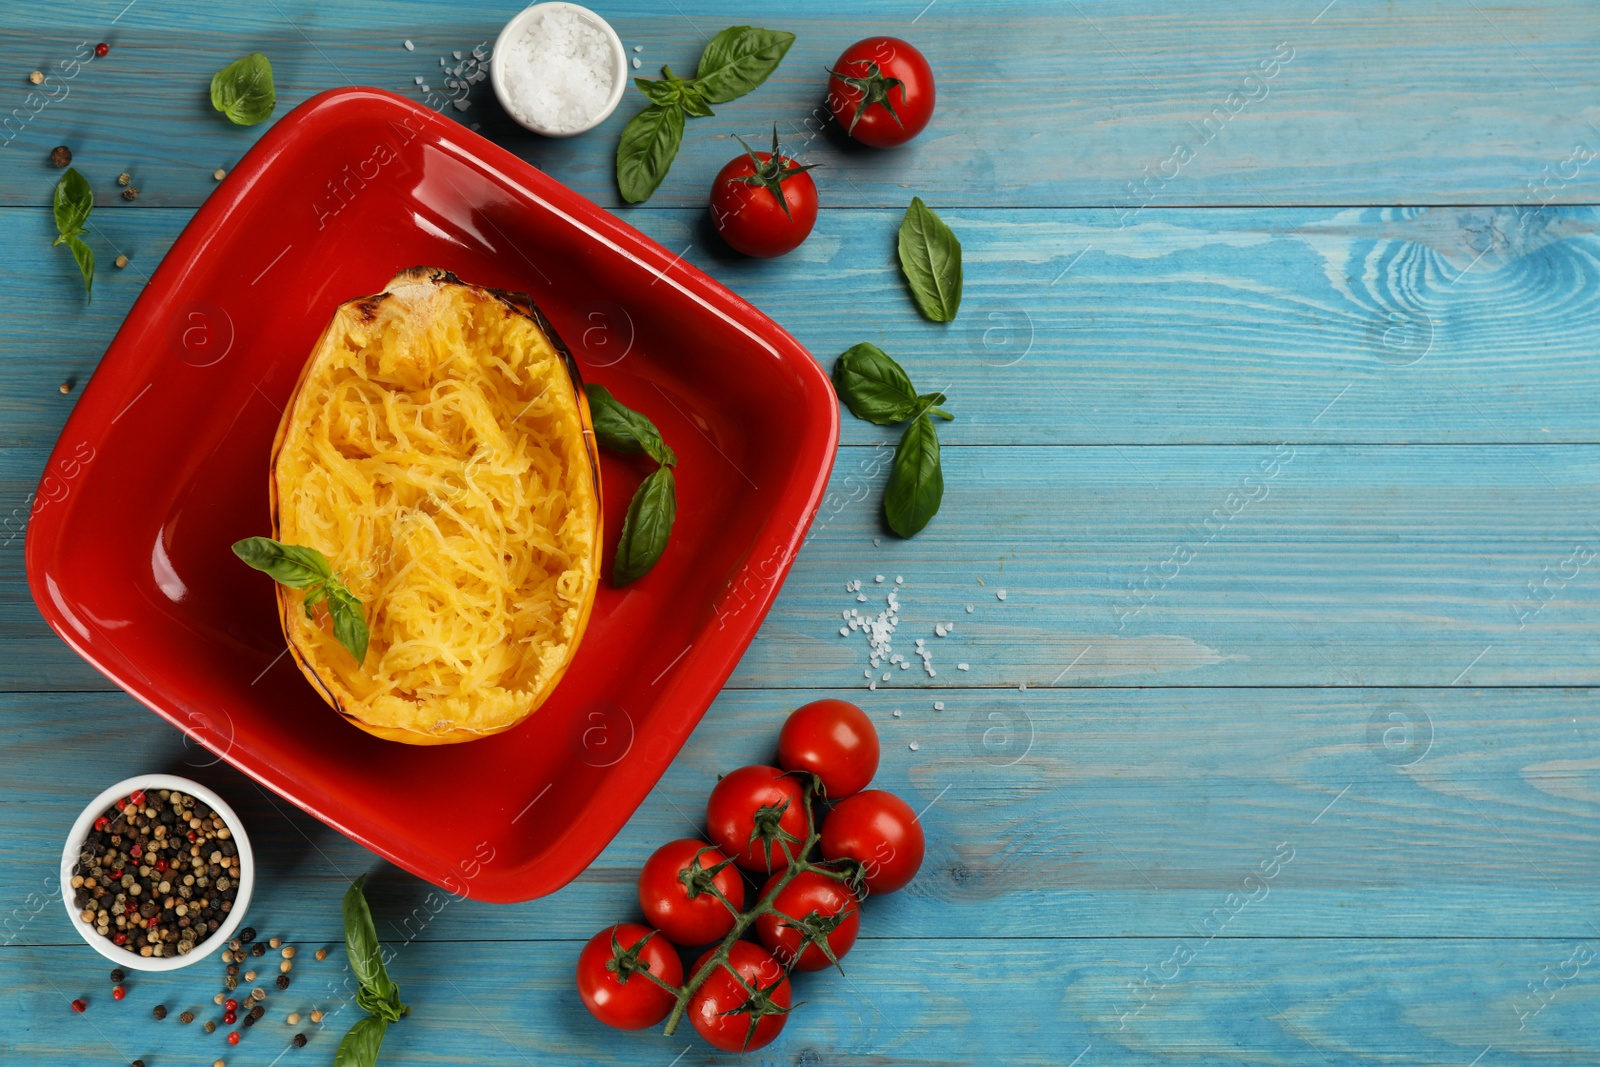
2 1 1598 209
2 690 1596 945
3 2 1599 1063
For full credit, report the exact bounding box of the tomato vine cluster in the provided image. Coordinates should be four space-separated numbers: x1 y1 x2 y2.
575 699 925 1051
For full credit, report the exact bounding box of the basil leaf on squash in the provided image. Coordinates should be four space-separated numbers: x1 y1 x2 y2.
233 537 333 588
693 26 796 104
333 1013 388 1067
614 466 676 585
617 103 685 204
897 196 963 322
585 384 677 467
884 414 944 537
210 52 276 126
327 585 370 666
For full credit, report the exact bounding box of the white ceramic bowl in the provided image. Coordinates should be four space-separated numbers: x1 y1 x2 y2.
491 2 629 137
60 774 254 972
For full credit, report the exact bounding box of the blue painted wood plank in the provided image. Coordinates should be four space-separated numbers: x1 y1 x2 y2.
7 205 1600 450
3 938 1598 1065
5 441 1600 689
3 688 1596 944
2 1 1596 209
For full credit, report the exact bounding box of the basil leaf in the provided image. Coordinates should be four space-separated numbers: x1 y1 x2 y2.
333 1014 387 1067
613 466 676 585
326 582 370 664
585 384 676 467
831 343 921 425
694 26 795 104
52 168 91 240
634 78 683 109
210 52 275 126
616 103 685 204
64 234 94 300
343 875 397 1002
678 85 716 119
897 197 963 322
884 415 944 538
233 537 334 589
917 392 955 419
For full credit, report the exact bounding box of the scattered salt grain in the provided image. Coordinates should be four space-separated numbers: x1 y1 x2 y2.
875 575 884 583
909 742 920 751
958 663 969 671
839 628 849 637
857 594 868 603
631 56 642 69
882 673 891 682
414 76 424 85
966 604 974 613
869 681 877 690
453 51 463 59
864 670 872 679
996 589 1007 601
933 701 945 711
404 40 415 51
895 576 904 585
633 44 643 52
499 7 619 133
935 624 946 637
874 538 881 546
892 709 902 717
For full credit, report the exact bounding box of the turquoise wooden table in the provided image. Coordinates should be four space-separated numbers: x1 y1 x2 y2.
4 1 1600 1063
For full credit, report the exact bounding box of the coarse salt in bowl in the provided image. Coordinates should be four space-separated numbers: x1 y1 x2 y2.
60 774 254 972
492 2 628 137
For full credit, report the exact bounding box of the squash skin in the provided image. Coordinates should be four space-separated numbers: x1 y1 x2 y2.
268 267 603 745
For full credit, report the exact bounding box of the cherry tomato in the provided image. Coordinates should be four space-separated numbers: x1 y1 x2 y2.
820 789 925 894
638 838 746 946
687 941 792 1052
754 870 861 972
826 36 936 148
706 765 810 873
575 923 683 1030
710 127 819 258
778 698 879 799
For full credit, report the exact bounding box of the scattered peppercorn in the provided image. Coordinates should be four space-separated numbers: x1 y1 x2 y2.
50 146 71 167
227 1031 240 1045
238 927 256 942
214 994 226 1006
58 382 71 394
309 1008 323 1023
204 1020 217 1034
242 1014 257 1029
226 963 239 977
28 70 43 84
180 1010 195 1024
314 948 327 961
215 1059 226 1067
250 988 266 1003
223 975 238 991
112 985 126 1000
280 960 292 973
117 172 131 186
229 938 242 952
71 998 87 1013
151 1004 166 1020
222 949 234 963
287 1012 301 1025
109 968 125 983
269 937 281 949
223 1010 236 1025
114 254 129 269
293 1033 307 1048
275 974 290 991
225 998 238 1012
249 1004 264 1020
282 945 296 959
131 1060 145 1067
121 186 139 201
213 168 226 180
242 969 255 982
95 42 109 56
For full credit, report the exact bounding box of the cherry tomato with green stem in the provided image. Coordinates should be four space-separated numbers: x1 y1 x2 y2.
778 698 879 799
820 788 925 894
710 126 820 258
754 869 861 972
826 36 936 148
638 838 746 946
706 764 810 874
575 923 683 1030
687 941 793 1051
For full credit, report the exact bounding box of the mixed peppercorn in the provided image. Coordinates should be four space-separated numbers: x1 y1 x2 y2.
70 787 240 959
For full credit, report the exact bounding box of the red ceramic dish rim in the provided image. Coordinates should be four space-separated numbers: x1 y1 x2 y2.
26 87 839 900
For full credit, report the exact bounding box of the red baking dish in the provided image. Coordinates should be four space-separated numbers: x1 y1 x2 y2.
25 88 838 902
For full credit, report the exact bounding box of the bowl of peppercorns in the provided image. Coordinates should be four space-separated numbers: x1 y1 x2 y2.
60 774 254 971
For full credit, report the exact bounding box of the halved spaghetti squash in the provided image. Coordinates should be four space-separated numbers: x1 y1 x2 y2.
269 267 602 744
